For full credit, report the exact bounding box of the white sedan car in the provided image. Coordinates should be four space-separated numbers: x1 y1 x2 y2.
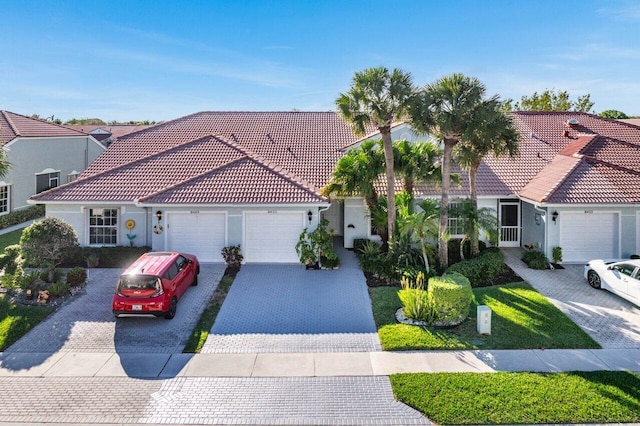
584 259 640 307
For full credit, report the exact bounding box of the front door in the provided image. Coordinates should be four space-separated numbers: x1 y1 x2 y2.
499 200 520 247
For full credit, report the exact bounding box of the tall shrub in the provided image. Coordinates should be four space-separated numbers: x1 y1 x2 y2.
428 272 474 325
20 217 78 282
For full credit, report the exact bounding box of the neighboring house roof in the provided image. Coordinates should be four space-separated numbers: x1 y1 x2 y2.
32 112 356 205
619 118 640 127
0 110 87 144
506 112 640 204
65 124 154 142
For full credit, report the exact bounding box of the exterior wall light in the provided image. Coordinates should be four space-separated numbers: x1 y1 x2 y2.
307 210 313 222
551 211 558 223
156 210 163 222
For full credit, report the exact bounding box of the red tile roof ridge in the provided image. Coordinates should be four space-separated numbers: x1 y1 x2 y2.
519 155 582 203
0 111 20 137
558 134 597 157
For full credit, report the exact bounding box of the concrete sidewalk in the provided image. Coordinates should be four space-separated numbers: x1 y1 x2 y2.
2 348 639 378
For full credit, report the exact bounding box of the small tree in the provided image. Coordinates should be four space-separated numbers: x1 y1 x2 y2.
20 217 79 282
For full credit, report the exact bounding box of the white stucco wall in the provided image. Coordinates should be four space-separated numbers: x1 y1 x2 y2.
45 203 149 247
6 136 104 211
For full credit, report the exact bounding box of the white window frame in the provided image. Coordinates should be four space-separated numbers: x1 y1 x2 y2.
67 171 80 183
0 184 9 215
447 200 466 238
88 208 119 246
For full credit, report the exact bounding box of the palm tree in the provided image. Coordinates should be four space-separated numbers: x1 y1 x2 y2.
455 103 519 256
400 199 439 274
336 67 416 248
393 140 442 203
0 149 10 180
409 73 492 270
321 140 384 211
450 199 499 261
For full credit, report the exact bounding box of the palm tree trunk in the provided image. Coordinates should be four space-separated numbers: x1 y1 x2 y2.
469 164 480 258
381 129 396 249
419 234 430 275
438 138 455 271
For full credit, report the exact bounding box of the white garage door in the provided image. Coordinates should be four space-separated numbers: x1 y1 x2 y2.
560 212 619 262
166 212 226 262
244 212 305 263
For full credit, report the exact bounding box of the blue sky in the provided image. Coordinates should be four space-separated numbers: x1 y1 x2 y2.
2 0 639 122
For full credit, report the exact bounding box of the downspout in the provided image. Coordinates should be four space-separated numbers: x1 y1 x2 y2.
533 204 554 269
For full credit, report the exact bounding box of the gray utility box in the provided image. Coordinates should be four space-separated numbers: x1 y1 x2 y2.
477 305 492 335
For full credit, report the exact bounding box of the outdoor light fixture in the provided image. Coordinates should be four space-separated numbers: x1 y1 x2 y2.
551 211 558 223
307 210 313 222
156 210 163 222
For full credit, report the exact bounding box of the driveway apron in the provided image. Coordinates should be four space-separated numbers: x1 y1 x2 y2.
202 246 382 353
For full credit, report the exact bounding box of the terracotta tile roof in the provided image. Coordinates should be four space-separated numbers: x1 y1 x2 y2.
32 112 351 205
0 110 87 144
507 112 640 203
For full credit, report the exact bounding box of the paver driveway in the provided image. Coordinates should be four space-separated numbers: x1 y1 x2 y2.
202 246 382 353
4 264 225 356
503 248 640 348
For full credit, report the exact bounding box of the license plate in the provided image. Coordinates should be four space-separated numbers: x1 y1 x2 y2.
132 305 142 311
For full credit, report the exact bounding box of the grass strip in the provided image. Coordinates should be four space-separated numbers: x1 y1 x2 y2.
391 371 640 425
0 229 23 252
183 272 235 353
0 296 54 350
370 281 599 350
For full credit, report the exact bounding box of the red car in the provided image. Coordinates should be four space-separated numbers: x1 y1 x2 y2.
112 252 200 319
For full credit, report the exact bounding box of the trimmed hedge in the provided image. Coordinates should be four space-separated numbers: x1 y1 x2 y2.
0 205 45 230
428 272 474 325
445 249 507 287
65 246 151 268
448 238 487 265
521 250 549 270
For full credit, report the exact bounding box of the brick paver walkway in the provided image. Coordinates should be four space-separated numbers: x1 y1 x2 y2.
0 376 429 425
503 248 640 349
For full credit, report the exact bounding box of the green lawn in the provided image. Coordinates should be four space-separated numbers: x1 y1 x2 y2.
183 272 235 353
370 281 599 350
0 296 54 350
0 229 23 252
391 371 640 425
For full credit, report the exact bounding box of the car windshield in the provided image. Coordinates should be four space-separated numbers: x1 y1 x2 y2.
117 275 162 296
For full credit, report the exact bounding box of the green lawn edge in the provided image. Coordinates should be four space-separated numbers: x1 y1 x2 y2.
183 272 235 353
370 281 599 350
391 371 640 425
0 297 54 350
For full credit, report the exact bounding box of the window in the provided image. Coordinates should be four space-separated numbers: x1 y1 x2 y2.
447 201 465 237
613 264 636 278
89 208 118 245
67 172 80 183
163 262 179 280
0 185 9 214
36 171 60 193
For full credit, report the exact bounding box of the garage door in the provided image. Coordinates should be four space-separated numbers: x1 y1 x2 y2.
166 212 226 262
244 212 305 263
560 212 619 262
